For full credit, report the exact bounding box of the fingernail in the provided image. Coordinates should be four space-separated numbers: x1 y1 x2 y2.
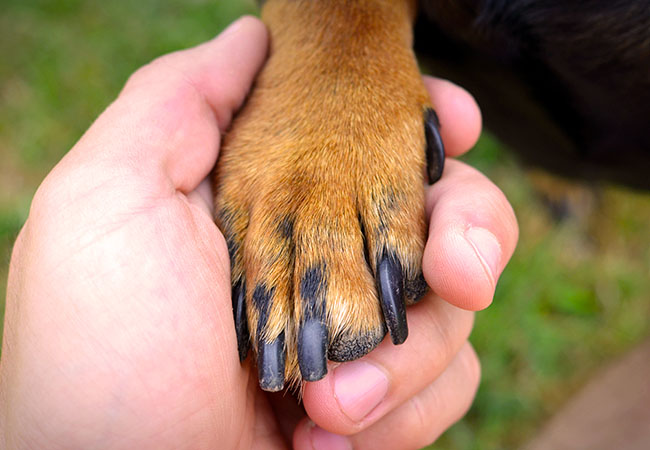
465 227 502 284
308 421 352 450
334 361 389 422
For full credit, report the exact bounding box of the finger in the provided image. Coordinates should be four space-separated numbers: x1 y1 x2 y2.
423 77 482 158
266 390 309 443
294 343 481 450
56 16 268 194
301 296 474 435
423 159 519 310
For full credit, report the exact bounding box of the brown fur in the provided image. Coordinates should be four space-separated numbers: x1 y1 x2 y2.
215 0 650 390
214 0 432 389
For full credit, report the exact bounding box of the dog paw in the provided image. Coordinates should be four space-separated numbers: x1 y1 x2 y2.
213 1 445 391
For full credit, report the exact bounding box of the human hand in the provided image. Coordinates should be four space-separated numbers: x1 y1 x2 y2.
0 16 517 450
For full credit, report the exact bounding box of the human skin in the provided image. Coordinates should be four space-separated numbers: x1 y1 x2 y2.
0 16 517 450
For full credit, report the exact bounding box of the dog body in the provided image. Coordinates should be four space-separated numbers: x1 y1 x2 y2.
215 0 650 390
417 0 650 188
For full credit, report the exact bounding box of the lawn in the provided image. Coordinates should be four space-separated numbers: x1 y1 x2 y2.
1 1 649 448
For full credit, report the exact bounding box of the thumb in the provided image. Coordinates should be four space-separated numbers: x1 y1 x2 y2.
56 16 268 195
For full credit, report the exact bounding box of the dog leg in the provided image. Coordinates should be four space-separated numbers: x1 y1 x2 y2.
214 0 444 391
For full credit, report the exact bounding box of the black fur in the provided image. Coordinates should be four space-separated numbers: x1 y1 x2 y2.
252 284 275 333
299 264 327 318
416 0 650 189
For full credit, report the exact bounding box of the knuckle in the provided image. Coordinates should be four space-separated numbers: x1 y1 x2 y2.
460 344 482 393
407 393 433 440
30 172 65 218
408 387 445 449
455 344 482 417
126 52 176 85
423 304 474 370
123 52 200 104
412 345 481 448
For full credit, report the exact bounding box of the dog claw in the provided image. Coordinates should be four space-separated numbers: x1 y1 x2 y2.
424 108 445 184
232 280 250 362
258 332 286 392
298 318 328 381
376 253 408 345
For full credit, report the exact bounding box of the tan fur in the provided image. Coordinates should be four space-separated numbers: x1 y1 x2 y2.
214 0 433 388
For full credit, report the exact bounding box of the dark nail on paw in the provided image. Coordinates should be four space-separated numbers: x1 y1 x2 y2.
298 265 328 381
424 108 445 184
232 280 250 361
298 318 328 381
258 333 286 392
252 284 285 390
377 253 408 345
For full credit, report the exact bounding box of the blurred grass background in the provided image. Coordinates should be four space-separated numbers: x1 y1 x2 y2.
1 1 649 448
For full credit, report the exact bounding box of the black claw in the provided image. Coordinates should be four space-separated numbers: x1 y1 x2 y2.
232 280 250 362
424 108 445 184
258 332 286 392
376 253 408 345
298 265 329 381
298 318 328 381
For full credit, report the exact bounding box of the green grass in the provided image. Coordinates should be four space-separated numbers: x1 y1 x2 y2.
2 2 649 449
